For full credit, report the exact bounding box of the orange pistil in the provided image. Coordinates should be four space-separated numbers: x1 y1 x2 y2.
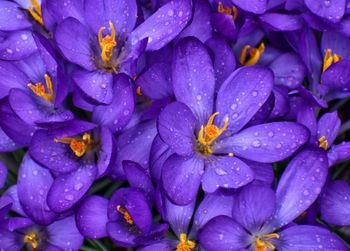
54 133 93 157
255 233 280 251
28 0 44 26
176 233 196 251
98 21 117 63
239 43 265 66
24 232 39 250
116 205 134 225
318 136 329 150
323 49 341 72
27 74 54 102
218 2 238 21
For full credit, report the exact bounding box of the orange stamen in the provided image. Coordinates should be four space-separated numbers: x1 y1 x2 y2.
176 233 195 251
116 205 134 225
240 43 265 66
54 133 92 157
28 0 44 26
27 74 54 102
323 49 342 72
98 21 117 62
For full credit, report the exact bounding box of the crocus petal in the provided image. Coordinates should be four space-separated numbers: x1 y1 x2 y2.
93 74 134 133
245 160 274 186
76 195 108 238
157 102 196 156
327 142 350 166
198 216 248 251
44 0 84 28
216 66 273 132
246 93 274 127
0 31 37 60
232 0 267 14
0 1 31 31
172 37 215 125
46 216 84 251
73 69 113 105
210 13 237 41
0 127 21 152
150 135 173 183
270 86 290 119
0 61 28 99
320 181 350 226
17 154 57 225
0 161 7 189
317 111 340 146
47 164 96 213
97 126 115 177
84 0 137 34
266 148 328 231
0 185 26 216
278 225 347 251
260 13 303 31
162 154 204 205
0 229 23 250
107 220 136 247
213 122 309 163
232 184 275 232
202 156 254 193
55 17 95 71
129 0 192 51
321 31 350 59
269 53 307 89
304 0 345 23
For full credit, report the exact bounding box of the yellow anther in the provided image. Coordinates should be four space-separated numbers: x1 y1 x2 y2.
28 0 44 26
176 233 196 251
239 43 265 66
54 133 93 157
255 233 280 251
136 86 143 96
198 112 228 146
116 205 134 225
318 136 329 150
27 74 54 102
24 232 39 250
323 49 342 72
228 152 234 157
98 21 117 63
218 2 238 21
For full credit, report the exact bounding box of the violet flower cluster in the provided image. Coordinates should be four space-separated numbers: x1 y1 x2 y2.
1 0 350 250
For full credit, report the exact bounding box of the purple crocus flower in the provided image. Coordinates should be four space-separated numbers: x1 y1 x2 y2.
158 37 309 205
199 148 347 251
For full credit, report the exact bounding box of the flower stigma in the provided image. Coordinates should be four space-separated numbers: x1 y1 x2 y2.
116 205 134 225
239 43 265 66
318 136 329 150
323 49 341 72
197 112 229 155
98 21 117 63
27 74 54 102
176 233 196 251
254 233 280 251
28 0 44 26
24 231 39 250
54 133 93 157
218 2 238 21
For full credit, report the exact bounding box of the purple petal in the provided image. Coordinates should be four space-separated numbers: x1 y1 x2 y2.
304 0 345 23
278 225 347 251
17 154 58 225
157 102 196 156
162 154 204 205
270 86 290 119
210 13 237 41
0 61 28 99
46 216 84 251
172 37 215 125
216 66 273 132
76 195 108 238
202 156 254 193
129 0 192 51
321 31 350 59
266 147 328 231
97 126 115 177
0 161 7 189
0 1 31 31
84 0 137 34
107 220 136 247
0 229 23 250
260 13 303 31
214 122 309 163
246 160 274 186
327 142 350 166
0 185 26 216
92 74 134 133
55 17 95 71
73 69 113 105
233 0 267 14
0 31 37 60
0 126 21 153
47 164 96 213
198 216 248 251
232 184 275 232
150 135 173 183
317 111 340 147
320 181 350 226
44 0 84 28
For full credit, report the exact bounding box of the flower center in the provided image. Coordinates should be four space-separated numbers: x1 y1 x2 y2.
197 112 228 155
318 135 329 150
176 233 195 251
98 21 117 63
254 233 280 251
24 231 39 250
239 42 265 66
28 0 44 26
323 49 341 72
54 133 93 157
218 2 238 21
27 74 54 102
116 205 133 225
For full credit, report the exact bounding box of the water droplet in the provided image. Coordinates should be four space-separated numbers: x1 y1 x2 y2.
65 194 74 201
21 34 28 40
32 170 38 176
167 9 174 16
74 183 83 191
196 95 202 100
230 103 237 110
252 91 258 97
215 168 228 176
252 140 261 147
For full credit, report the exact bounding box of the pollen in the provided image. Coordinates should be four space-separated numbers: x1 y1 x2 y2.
28 0 44 26
24 231 39 250
98 21 117 63
54 133 93 157
318 136 329 150
28 74 54 102
176 233 196 251
116 205 134 225
136 86 143 96
323 49 342 72
239 42 265 66
255 233 280 251
218 2 238 21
